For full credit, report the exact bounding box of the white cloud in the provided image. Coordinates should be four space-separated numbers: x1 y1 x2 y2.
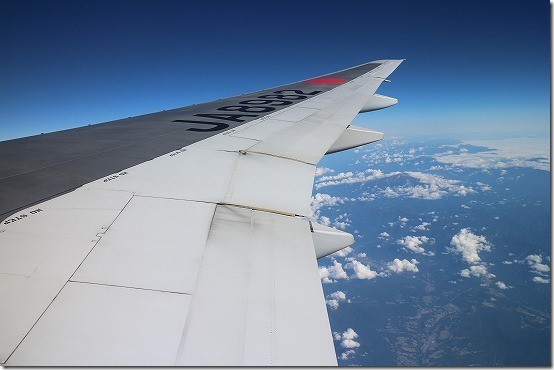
434 137 550 172
339 350 356 360
392 172 477 199
314 169 477 200
315 169 386 189
388 258 419 273
523 254 550 284
532 263 550 273
326 290 348 309
332 246 353 258
319 260 348 283
379 231 390 238
350 260 378 280
333 328 361 356
525 254 550 275
412 222 430 231
325 299 339 310
334 221 349 230
525 254 543 264
329 291 346 300
310 193 342 215
315 167 334 176
469 265 488 276
397 235 429 254
460 265 495 278
476 182 492 191
449 228 491 264
326 299 340 310
319 216 331 226
309 193 351 227
495 281 511 289
332 213 351 231
342 339 361 349
533 276 550 284
340 328 360 348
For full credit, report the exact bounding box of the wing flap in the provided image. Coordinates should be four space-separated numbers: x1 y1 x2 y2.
223 152 315 216
174 206 336 366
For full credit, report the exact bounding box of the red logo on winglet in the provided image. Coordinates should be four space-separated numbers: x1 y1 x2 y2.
303 77 346 85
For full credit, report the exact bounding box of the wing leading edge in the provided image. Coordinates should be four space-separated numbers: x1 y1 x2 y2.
0 59 403 365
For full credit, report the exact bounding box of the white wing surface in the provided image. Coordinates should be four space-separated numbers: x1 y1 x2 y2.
0 60 403 365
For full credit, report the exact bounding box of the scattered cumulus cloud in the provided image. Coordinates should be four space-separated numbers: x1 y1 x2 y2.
319 260 348 283
332 246 353 258
326 290 347 310
495 281 512 289
333 328 360 349
387 258 420 273
329 291 346 300
449 228 491 264
402 171 476 198
412 222 431 231
315 167 334 176
397 236 429 254
350 260 378 280
460 265 495 278
476 182 492 191
333 213 352 230
533 276 550 284
525 254 550 274
339 350 356 360
309 193 347 222
525 255 550 283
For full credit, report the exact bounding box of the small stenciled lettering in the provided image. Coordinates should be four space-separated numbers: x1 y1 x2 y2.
3 207 45 225
103 171 128 183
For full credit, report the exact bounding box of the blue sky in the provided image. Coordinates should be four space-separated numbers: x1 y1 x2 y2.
0 0 549 141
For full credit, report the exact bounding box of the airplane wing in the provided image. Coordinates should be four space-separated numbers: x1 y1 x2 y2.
0 60 403 366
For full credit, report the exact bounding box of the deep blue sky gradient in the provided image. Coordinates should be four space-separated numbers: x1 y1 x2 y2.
0 0 550 140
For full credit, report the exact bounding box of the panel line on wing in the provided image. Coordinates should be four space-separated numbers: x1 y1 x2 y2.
238 150 313 165
1 190 134 365
67 280 193 296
